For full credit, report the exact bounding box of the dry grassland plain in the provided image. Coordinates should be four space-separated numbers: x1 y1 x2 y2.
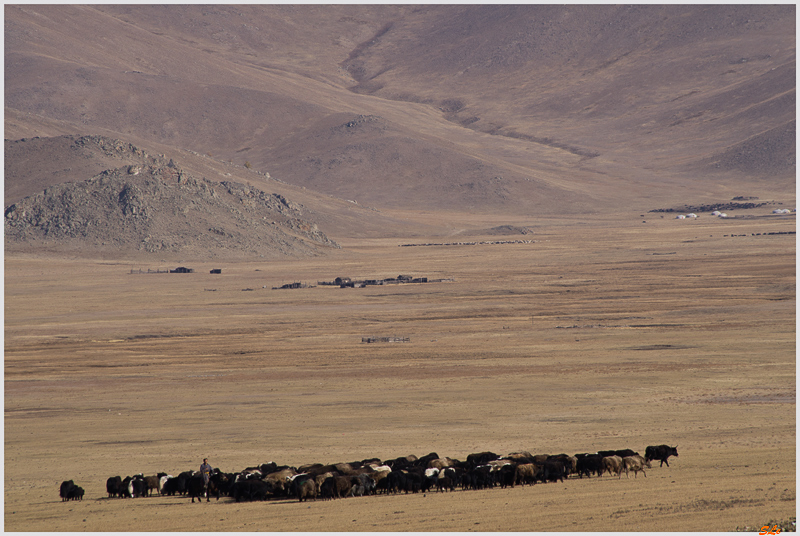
4 212 795 532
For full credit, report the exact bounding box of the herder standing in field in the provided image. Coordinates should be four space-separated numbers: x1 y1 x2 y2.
200 458 213 491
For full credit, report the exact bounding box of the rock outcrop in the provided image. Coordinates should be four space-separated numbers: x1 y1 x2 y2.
5 139 339 259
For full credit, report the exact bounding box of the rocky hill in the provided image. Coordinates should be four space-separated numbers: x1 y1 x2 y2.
4 136 338 260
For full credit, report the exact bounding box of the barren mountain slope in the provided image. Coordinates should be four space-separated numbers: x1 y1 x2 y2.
261 112 584 213
5 4 795 220
342 5 795 172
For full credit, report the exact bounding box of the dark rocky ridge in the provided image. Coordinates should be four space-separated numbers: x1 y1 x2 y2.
648 201 775 213
5 137 338 260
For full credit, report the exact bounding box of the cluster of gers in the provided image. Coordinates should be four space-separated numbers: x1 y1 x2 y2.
71 446 678 503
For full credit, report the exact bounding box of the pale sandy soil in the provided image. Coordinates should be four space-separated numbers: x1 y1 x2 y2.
4 212 795 532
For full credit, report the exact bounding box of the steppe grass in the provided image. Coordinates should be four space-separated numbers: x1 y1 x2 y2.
5 213 795 531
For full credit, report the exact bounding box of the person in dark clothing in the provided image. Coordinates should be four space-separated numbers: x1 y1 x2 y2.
200 458 213 490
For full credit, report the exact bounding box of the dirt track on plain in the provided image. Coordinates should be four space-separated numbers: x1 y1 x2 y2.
4 212 795 531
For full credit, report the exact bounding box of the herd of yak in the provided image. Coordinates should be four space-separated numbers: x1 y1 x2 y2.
60 445 679 504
